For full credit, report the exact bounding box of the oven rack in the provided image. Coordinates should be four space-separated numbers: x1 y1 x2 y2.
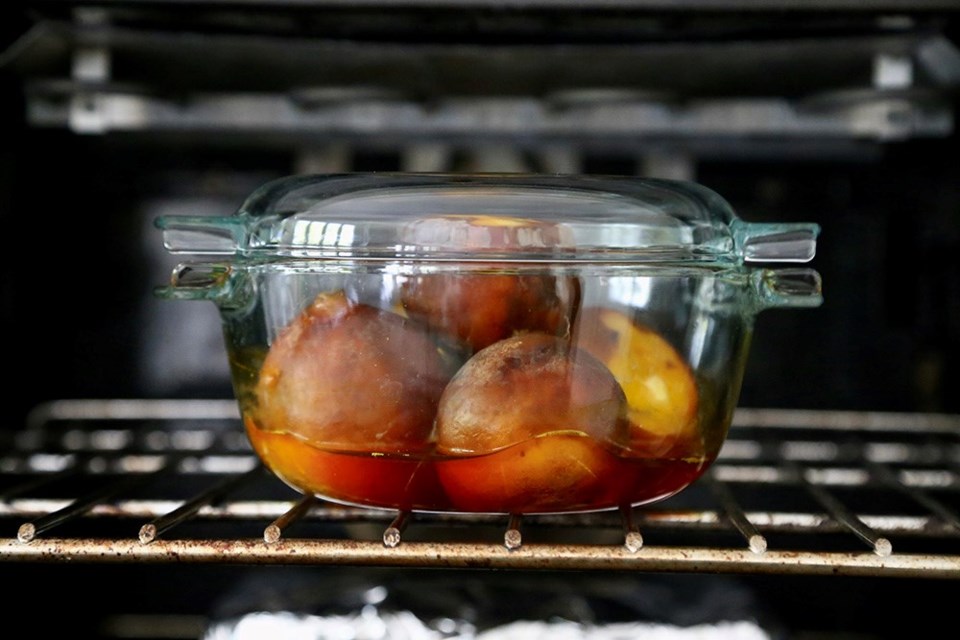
2 400 959 578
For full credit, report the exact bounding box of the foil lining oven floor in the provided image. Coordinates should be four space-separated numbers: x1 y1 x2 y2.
1 400 959 579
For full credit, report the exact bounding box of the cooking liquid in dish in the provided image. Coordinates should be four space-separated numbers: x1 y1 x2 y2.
245 419 712 513
231 342 721 514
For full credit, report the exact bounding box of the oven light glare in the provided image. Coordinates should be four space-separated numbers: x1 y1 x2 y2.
899 469 956 489
171 430 216 451
27 453 75 472
781 441 839 461
90 429 133 451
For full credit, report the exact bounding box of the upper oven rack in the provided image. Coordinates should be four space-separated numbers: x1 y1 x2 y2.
11 0 959 161
1 400 959 578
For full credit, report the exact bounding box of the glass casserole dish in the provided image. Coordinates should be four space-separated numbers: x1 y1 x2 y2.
156 173 822 515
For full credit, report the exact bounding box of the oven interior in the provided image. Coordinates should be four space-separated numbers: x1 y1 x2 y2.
2 1 960 638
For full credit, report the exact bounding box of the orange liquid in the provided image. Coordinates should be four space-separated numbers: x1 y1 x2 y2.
435 437 711 514
246 417 711 514
232 344 724 514
245 418 453 511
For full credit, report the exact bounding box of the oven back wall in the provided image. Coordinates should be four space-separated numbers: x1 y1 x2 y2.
4 130 959 427
2 2 958 426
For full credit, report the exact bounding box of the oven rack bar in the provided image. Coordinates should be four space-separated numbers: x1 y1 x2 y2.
2 401 959 577
2 499 958 537
21 399 960 433
3 537 959 579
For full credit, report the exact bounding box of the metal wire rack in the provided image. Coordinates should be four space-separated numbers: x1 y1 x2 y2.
2 399 959 579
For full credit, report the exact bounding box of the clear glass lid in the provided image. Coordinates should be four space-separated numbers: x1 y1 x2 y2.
157 173 819 264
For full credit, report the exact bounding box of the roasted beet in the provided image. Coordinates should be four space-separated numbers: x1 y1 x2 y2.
435 332 628 512
247 290 452 508
574 307 701 457
399 215 580 352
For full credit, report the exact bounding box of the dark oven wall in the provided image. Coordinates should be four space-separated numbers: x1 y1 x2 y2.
2 1 960 425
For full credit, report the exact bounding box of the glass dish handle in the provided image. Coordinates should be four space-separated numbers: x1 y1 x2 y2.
753 268 823 310
732 220 820 263
155 262 247 309
155 215 247 254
